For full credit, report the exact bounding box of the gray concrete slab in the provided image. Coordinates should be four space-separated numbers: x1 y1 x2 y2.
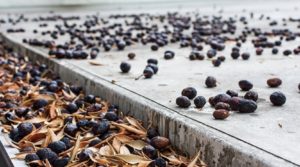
0 1 300 166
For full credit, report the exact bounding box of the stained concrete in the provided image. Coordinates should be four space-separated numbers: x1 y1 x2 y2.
0 1 300 166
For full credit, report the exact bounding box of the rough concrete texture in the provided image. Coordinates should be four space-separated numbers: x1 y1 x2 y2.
0 1 300 166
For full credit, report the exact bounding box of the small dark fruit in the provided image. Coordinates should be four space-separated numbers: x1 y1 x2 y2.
120 62 131 73
25 153 40 163
150 136 170 149
244 91 258 102
164 50 175 59
128 52 136 59
213 109 229 120
267 78 282 88
194 96 206 108
147 58 158 65
239 80 253 91
155 157 167 167
181 87 197 99
32 99 48 110
66 103 78 113
142 145 158 159
238 99 257 113
205 76 217 88
176 96 191 108
78 149 93 161
270 91 286 106
147 127 159 139
215 102 231 111
143 67 154 79
64 124 78 137
226 90 238 97
48 141 67 154
53 157 69 167
84 94 96 103
241 52 250 60
92 119 110 135
17 122 33 138
36 148 58 164
212 59 221 67
89 138 102 147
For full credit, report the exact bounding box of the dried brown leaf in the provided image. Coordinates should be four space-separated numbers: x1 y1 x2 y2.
112 154 148 165
188 151 201 167
89 61 103 66
119 145 130 155
70 136 81 163
112 122 146 136
125 140 147 150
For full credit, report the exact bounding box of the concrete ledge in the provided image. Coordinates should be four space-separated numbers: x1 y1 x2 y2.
0 32 297 167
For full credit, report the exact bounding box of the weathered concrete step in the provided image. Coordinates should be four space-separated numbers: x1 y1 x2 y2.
1 30 298 167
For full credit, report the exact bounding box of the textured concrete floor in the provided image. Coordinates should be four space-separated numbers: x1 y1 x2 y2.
0 0 300 166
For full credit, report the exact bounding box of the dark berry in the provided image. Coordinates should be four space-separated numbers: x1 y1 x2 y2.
212 59 221 67
215 102 231 111
256 48 263 55
25 153 40 163
64 124 78 137
150 136 170 149
194 96 206 108
207 49 216 58
270 91 286 106
92 120 110 135
213 109 229 120
272 48 278 54
142 145 158 159
283 49 292 56
143 67 154 79
267 78 282 88
9 128 20 142
238 99 257 113
176 96 191 108
239 80 253 91
89 138 102 147
120 62 131 73
226 90 238 97
146 63 158 74
128 52 136 59
36 148 58 164
231 51 240 59
85 94 96 103
181 87 197 99
205 76 217 88
66 103 78 113
151 45 158 51
15 107 30 117
48 141 67 154
164 50 175 60
32 99 48 110
241 52 250 60
53 157 69 167
147 58 158 65
104 112 119 121
78 149 93 161
117 41 126 50
155 157 167 167
244 91 258 102
147 127 159 139
213 94 231 105
17 122 33 138
217 56 226 62
77 119 88 128
60 136 72 149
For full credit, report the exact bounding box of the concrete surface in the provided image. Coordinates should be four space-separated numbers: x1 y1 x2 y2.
0 1 300 167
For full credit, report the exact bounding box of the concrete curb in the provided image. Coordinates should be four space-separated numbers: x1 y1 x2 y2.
0 32 297 167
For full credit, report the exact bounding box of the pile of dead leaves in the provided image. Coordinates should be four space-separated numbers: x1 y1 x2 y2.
0 44 206 167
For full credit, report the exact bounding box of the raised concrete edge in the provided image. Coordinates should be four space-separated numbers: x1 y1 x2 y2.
0 32 297 167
